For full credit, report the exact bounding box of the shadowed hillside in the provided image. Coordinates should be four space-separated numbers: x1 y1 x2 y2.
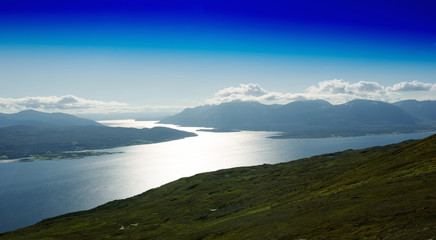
394 100 436 125
2 134 435 239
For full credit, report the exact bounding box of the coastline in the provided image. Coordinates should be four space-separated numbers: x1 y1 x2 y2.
0 151 122 163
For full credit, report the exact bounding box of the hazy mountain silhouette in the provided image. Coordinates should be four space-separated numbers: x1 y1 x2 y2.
161 99 432 137
0 110 103 128
393 100 436 124
162 101 275 130
334 99 416 125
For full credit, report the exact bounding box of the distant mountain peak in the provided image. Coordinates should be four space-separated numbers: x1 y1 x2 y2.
18 109 39 113
344 99 383 105
0 110 103 128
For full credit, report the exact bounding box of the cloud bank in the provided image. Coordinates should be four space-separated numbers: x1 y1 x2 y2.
0 95 184 114
208 80 436 105
388 80 436 92
2 80 434 114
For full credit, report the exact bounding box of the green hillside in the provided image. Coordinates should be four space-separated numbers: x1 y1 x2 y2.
2 135 436 239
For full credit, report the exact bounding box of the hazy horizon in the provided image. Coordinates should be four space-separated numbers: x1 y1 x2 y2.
1 97 435 122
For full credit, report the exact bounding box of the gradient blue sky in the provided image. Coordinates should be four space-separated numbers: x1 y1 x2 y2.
1 0 435 114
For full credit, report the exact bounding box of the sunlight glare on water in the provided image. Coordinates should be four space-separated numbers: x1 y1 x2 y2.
93 120 284 195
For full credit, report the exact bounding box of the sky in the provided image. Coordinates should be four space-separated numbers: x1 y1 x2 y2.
1 0 435 115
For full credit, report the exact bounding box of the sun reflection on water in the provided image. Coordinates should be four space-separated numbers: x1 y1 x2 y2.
95 120 283 196
97 119 210 133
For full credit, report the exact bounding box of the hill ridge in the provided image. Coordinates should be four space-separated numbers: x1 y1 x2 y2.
0 110 102 128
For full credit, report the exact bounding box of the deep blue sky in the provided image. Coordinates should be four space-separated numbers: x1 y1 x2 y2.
2 0 435 56
1 0 435 113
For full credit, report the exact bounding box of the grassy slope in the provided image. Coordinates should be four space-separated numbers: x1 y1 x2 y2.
2 135 436 239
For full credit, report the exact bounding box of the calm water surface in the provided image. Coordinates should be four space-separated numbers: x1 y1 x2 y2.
0 120 433 233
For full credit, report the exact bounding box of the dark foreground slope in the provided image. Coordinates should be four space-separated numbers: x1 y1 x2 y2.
2 135 436 239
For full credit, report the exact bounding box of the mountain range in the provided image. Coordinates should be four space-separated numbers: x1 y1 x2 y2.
160 99 436 137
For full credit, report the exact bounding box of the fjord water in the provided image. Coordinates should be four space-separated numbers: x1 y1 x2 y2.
0 121 433 233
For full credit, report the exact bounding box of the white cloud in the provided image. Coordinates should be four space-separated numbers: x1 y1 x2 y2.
0 95 185 114
208 83 306 104
387 80 436 92
215 83 268 97
305 79 389 103
0 95 126 114
208 80 436 105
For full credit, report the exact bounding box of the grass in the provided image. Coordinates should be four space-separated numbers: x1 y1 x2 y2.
1 135 436 239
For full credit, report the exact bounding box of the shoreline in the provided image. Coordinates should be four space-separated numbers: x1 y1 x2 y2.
0 151 122 163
